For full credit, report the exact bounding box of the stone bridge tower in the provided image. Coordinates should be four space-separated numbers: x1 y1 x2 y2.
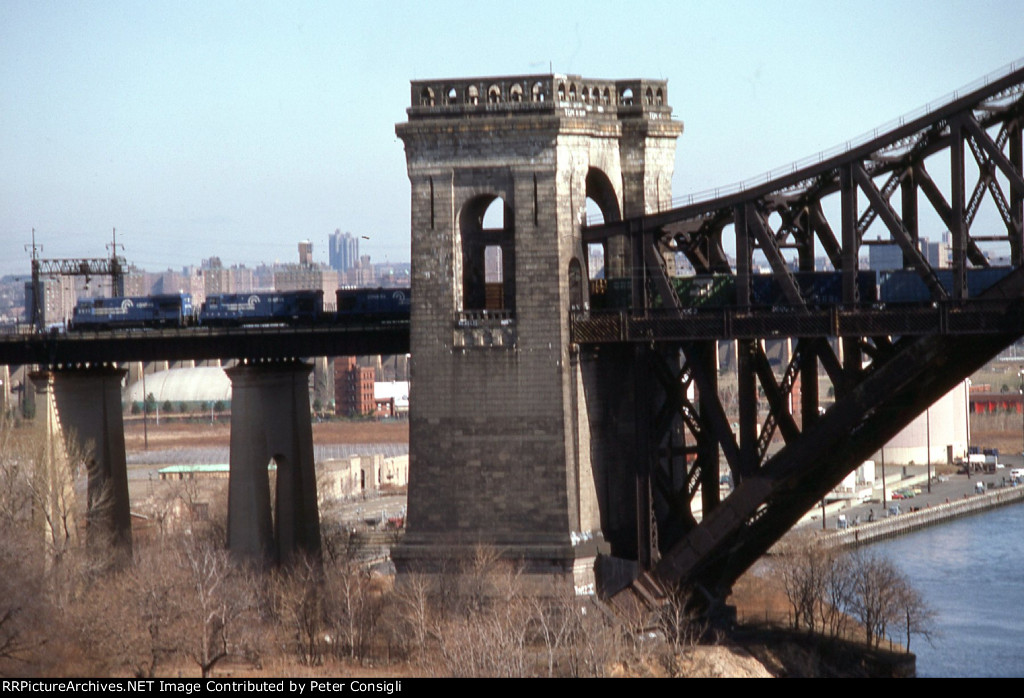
395 75 682 591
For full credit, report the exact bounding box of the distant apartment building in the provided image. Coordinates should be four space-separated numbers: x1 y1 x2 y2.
922 238 949 269
335 356 376 417
23 276 77 327
868 244 903 271
200 257 254 296
274 265 338 295
274 241 339 295
123 267 206 305
329 230 359 272
341 254 376 287
868 238 948 271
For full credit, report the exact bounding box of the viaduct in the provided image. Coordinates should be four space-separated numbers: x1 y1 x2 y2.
3 62 1024 610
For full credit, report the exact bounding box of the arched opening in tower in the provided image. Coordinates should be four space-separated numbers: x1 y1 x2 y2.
459 195 515 313
585 167 622 285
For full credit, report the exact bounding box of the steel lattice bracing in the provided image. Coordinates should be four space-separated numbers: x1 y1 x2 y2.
576 63 1024 608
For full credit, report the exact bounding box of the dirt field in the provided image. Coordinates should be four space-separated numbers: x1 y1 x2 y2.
123 418 408 451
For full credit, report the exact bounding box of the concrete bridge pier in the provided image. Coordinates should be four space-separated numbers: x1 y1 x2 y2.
225 361 320 565
48 366 133 554
27 371 80 557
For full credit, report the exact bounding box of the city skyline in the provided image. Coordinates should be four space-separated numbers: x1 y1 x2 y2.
2 1 1022 278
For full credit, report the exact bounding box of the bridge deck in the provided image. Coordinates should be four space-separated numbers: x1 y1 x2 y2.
0 321 409 366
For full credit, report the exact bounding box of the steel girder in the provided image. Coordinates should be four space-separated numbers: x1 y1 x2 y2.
576 64 1024 609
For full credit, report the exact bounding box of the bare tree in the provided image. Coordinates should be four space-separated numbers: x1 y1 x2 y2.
325 555 385 663
0 531 50 676
849 551 903 648
894 575 936 653
389 570 437 664
657 585 708 676
530 589 583 677
270 555 326 666
67 547 177 678
174 535 258 677
823 549 855 639
774 534 829 632
774 533 856 639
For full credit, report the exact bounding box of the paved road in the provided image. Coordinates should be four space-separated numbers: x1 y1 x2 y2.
797 464 1022 532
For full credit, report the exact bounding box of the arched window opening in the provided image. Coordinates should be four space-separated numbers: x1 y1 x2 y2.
557 82 566 101
644 87 654 105
586 168 624 280
569 83 577 101
582 85 590 103
602 87 611 105
446 87 458 104
487 84 501 104
510 84 524 102
586 243 606 280
482 198 504 230
621 87 634 106
569 259 586 313
585 196 604 226
656 88 664 105
532 81 545 102
460 196 516 313
467 85 479 105
485 246 505 308
585 169 621 224
420 87 435 106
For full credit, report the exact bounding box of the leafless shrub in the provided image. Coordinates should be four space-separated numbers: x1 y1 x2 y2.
848 550 935 651
326 563 375 662
657 585 708 676
773 533 855 637
269 555 326 666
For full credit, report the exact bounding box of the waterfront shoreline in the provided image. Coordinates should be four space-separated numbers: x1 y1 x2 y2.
821 484 1024 547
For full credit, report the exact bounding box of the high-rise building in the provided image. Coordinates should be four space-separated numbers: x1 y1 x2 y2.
329 230 359 272
298 240 314 266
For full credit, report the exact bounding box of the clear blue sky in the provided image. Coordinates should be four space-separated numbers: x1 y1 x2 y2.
2 0 1021 278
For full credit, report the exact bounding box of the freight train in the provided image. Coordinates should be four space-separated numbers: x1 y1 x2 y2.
67 288 410 331
589 267 1015 311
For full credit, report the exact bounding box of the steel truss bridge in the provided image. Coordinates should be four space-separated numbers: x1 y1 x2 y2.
577 63 1024 609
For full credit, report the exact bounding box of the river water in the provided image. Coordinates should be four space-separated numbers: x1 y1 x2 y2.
866 502 1024 678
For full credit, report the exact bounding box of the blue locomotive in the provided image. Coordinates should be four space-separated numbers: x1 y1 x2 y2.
66 287 411 331
69 293 194 330
199 290 324 326
335 287 410 320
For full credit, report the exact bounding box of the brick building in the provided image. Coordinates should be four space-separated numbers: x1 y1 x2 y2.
334 357 375 416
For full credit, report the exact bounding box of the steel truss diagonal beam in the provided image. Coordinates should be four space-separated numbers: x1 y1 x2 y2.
746 207 805 308
639 270 1024 607
914 163 990 267
853 163 949 300
966 122 1014 229
963 115 1024 197
754 342 802 462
